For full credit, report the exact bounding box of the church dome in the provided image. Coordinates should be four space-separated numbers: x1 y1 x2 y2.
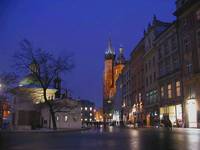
19 74 40 87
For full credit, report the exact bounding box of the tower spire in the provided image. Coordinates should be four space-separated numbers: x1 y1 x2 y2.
105 36 115 55
117 45 125 64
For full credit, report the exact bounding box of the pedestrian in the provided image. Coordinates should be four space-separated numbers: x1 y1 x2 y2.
167 118 172 131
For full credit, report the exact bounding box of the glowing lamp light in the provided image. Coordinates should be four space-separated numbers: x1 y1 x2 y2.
107 100 111 104
35 101 40 104
132 107 136 113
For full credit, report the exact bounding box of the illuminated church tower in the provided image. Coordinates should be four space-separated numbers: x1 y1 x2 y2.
103 38 125 119
103 37 115 101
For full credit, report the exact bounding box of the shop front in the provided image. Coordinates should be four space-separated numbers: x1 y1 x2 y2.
160 104 183 127
186 99 198 128
113 110 120 126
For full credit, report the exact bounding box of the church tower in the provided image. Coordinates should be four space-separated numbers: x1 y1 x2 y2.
103 37 115 116
54 74 61 99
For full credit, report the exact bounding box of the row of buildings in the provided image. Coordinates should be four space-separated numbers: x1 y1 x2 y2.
103 0 200 128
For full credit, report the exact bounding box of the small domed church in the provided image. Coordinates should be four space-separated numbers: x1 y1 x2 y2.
11 63 81 130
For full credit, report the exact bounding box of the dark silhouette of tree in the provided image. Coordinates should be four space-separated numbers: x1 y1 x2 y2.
14 39 74 130
0 72 18 95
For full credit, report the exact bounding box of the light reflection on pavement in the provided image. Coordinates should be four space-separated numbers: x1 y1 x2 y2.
0 127 200 150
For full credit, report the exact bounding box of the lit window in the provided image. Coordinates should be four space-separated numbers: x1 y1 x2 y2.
90 118 92 122
176 81 181 97
64 116 68 122
161 86 164 97
56 116 59 121
90 107 92 111
81 107 83 111
90 113 92 116
167 84 172 98
84 118 87 121
85 107 87 111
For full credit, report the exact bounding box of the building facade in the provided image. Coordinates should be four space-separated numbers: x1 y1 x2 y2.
121 62 131 123
129 39 145 125
143 16 170 126
79 100 95 125
41 99 81 129
156 22 183 127
175 0 200 127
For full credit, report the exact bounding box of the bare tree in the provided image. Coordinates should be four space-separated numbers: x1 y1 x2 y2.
0 72 18 95
14 39 74 130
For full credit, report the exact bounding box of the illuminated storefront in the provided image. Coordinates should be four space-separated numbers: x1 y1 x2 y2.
113 110 120 125
186 99 197 128
160 104 182 126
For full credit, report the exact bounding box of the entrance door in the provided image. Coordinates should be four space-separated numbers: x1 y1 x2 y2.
187 100 197 128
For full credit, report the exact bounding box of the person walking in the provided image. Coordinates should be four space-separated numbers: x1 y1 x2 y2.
167 118 172 130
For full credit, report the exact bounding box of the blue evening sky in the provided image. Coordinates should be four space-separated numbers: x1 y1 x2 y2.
0 0 176 107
